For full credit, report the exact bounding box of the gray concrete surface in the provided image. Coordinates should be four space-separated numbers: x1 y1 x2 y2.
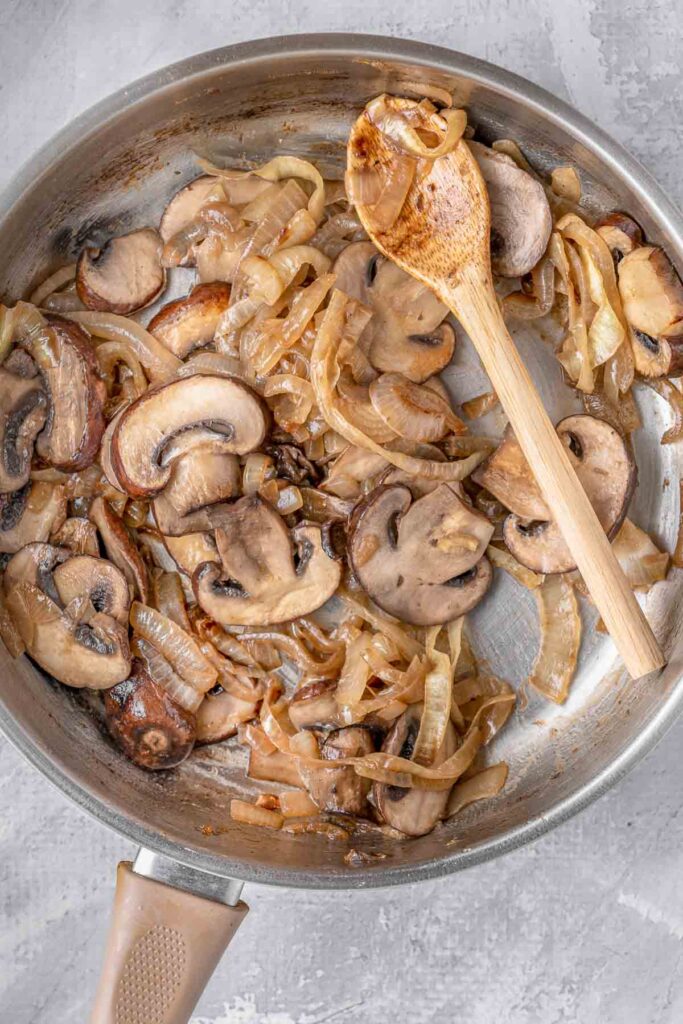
1 2 682 1022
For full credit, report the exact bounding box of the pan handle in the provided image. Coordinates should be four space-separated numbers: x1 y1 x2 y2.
90 850 248 1024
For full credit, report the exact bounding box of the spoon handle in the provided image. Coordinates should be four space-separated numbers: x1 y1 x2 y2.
445 264 664 680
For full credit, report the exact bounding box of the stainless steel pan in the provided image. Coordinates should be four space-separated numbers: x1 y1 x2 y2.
1 33 682 1024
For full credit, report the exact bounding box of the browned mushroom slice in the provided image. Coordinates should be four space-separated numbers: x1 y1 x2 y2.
371 324 456 384
3 541 69 600
52 516 100 556
76 228 165 314
472 425 549 520
348 484 493 626
468 141 552 278
4 348 39 378
104 659 196 769
20 316 106 471
373 705 458 837
6 581 130 688
0 368 47 492
160 176 224 253
193 495 341 626
152 448 241 536
288 679 342 731
195 688 258 745
148 282 230 358
265 443 319 486
89 497 149 602
164 531 218 580
0 481 66 554
504 414 636 573
595 212 643 262
300 725 375 816
618 245 683 377
52 555 130 624
111 374 267 498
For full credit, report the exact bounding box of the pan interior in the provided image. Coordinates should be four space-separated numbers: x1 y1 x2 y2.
1 40 682 887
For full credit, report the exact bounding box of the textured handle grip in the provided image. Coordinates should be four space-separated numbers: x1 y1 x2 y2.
90 862 248 1024
450 267 664 679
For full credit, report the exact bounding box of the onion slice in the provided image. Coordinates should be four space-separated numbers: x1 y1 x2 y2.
130 601 217 692
445 763 509 818
612 519 669 592
642 378 683 445
369 373 465 441
412 622 460 766
529 575 581 704
65 311 181 381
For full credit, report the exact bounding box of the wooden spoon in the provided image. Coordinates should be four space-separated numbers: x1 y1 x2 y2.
348 103 663 679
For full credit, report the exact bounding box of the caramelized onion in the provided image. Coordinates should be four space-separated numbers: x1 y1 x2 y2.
642 378 683 444
66 311 181 381
369 373 465 441
445 762 509 818
612 519 669 591
130 601 217 692
529 575 581 704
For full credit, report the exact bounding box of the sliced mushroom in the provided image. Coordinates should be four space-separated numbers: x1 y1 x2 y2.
373 704 458 836
52 516 100 556
300 725 375 816
148 282 230 358
52 555 130 624
618 245 683 377
264 443 319 486
0 481 66 554
595 212 643 263
152 448 241 536
76 228 165 314
111 374 267 497
5 581 130 688
89 497 150 602
0 368 47 492
193 495 341 626
332 241 455 382
3 541 69 601
468 141 552 278
503 414 636 573
288 679 342 731
159 176 224 256
20 316 106 471
348 483 493 625
195 688 258 745
4 348 38 378
472 425 549 520
164 531 218 580
104 659 196 769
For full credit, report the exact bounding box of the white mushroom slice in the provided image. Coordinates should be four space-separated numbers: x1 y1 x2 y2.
0 368 47 492
110 374 267 497
193 495 341 626
160 176 224 248
468 141 552 278
148 282 231 358
52 555 130 624
6 581 130 689
595 212 643 261
617 245 683 377
52 516 100 556
152 448 241 536
89 497 150 602
348 483 493 625
472 425 549 520
76 228 165 314
3 542 69 601
163 531 218 579
300 725 375 815
0 481 66 554
195 688 259 745
20 316 106 471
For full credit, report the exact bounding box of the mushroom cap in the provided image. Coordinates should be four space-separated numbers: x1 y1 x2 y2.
76 228 166 315
0 481 67 554
193 495 341 626
468 141 552 278
148 282 231 358
104 660 196 769
504 414 636 573
6 581 130 689
0 367 47 492
348 483 494 625
152 448 241 536
21 316 106 472
52 555 130 624
373 704 458 836
89 497 150 603
300 725 375 816
111 374 267 498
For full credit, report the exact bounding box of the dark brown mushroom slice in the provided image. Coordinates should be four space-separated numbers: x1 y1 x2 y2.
0 481 66 554
104 660 196 769
503 414 636 573
52 555 130 624
468 141 552 278
20 315 106 471
618 245 683 377
3 541 69 601
595 212 643 264
193 496 341 626
264 443 320 486
288 679 342 731
0 367 47 492
5 581 130 688
300 725 375 816
195 688 258 745
148 282 230 359
472 424 549 520
110 374 267 498
52 516 101 556
373 705 458 837
4 348 38 379
348 483 493 625
89 497 150 602
152 448 241 536
76 228 165 314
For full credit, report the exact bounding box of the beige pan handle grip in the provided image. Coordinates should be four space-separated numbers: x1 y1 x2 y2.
91 862 248 1024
